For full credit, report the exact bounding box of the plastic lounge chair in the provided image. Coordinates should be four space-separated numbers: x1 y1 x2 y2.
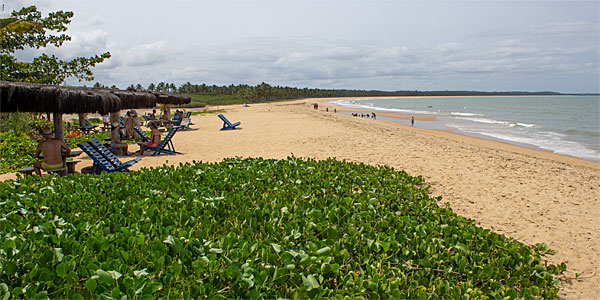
84 119 99 132
179 118 191 130
172 113 183 126
75 119 99 134
141 126 181 156
133 126 150 143
184 112 193 124
86 139 141 172
77 142 127 173
141 115 150 126
218 114 241 130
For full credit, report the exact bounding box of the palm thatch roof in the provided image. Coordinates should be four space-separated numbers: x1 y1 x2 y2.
0 81 191 114
1 81 121 114
152 92 191 105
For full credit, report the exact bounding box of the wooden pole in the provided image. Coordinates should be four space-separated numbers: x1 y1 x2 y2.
110 111 120 125
53 113 65 142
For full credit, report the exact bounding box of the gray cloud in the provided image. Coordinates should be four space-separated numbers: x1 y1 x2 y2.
122 40 171 67
7 0 597 93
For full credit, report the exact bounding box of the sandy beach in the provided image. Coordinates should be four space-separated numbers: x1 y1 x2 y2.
2 98 599 299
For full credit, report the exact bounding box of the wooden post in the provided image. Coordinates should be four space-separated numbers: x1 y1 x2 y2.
110 111 120 125
78 113 86 128
165 104 171 120
53 113 65 142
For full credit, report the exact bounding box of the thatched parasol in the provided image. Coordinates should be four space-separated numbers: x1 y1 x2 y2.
1 81 121 114
1 81 190 141
152 92 191 105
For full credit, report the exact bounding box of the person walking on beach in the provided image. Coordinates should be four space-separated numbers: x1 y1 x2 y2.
33 127 70 176
411 116 414 127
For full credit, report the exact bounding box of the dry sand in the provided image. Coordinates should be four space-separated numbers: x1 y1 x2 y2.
2 98 599 299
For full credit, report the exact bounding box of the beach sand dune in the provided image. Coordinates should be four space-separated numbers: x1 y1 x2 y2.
2 99 598 299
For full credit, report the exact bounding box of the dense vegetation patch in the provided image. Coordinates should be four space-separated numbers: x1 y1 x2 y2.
0 157 564 299
180 94 248 108
0 131 109 174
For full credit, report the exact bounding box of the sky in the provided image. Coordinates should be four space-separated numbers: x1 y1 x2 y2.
4 0 600 93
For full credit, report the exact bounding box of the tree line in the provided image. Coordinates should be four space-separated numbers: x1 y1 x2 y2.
91 81 562 103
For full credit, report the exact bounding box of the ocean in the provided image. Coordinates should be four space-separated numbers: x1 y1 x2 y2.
333 96 600 162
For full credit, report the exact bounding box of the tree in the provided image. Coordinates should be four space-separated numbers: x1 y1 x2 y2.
1 6 112 133
0 6 111 85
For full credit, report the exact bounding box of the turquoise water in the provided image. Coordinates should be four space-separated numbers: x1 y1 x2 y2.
334 96 600 161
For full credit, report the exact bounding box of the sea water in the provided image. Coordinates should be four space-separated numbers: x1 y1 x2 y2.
333 96 600 161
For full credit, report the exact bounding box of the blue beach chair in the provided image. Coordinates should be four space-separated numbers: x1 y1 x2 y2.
78 140 140 173
88 139 141 172
133 126 150 143
218 114 241 130
141 126 181 156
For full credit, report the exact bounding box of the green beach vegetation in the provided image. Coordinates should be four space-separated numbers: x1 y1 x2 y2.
89 81 565 109
0 126 109 174
0 158 565 299
1 5 566 299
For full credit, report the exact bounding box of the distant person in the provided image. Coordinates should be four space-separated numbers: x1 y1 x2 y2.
173 110 183 125
411 116 415 127
33 127 70 176
372 112 376 119
326 107 329 112
150 109 157 120
131 110 141 139
139 122 160 155
334 108 337 113
111 122 129 155
101 113 110 129
124 111 135 138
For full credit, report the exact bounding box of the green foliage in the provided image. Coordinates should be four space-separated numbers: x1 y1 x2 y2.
0 6 110 84
1 113 44 134
179 94 248 108
0 157 564 298
0 131 37 173
190 110 225 116
0 130 109 174
64 132 110 149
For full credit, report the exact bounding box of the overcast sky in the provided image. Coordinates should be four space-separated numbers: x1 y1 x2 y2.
5 0 600 93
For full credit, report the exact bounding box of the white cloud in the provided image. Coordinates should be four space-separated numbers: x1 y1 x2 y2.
46 29 110 59
122 40 171 67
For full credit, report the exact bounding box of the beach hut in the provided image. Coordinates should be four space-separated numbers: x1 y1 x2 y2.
0 81 190 140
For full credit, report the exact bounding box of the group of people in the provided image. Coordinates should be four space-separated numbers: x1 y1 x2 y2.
351 112 376 119
33 109 164 175
111 110 161 156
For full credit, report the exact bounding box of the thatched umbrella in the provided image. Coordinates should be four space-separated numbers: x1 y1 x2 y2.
152 92 191 120
152 92 191 105
0 81 190 140
1 81 121 115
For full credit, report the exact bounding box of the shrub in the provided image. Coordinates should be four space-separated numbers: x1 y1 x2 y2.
0 157 565 299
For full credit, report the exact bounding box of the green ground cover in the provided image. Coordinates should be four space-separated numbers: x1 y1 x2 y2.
179 94 248 108
0 131 111 174
0 157 564 299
